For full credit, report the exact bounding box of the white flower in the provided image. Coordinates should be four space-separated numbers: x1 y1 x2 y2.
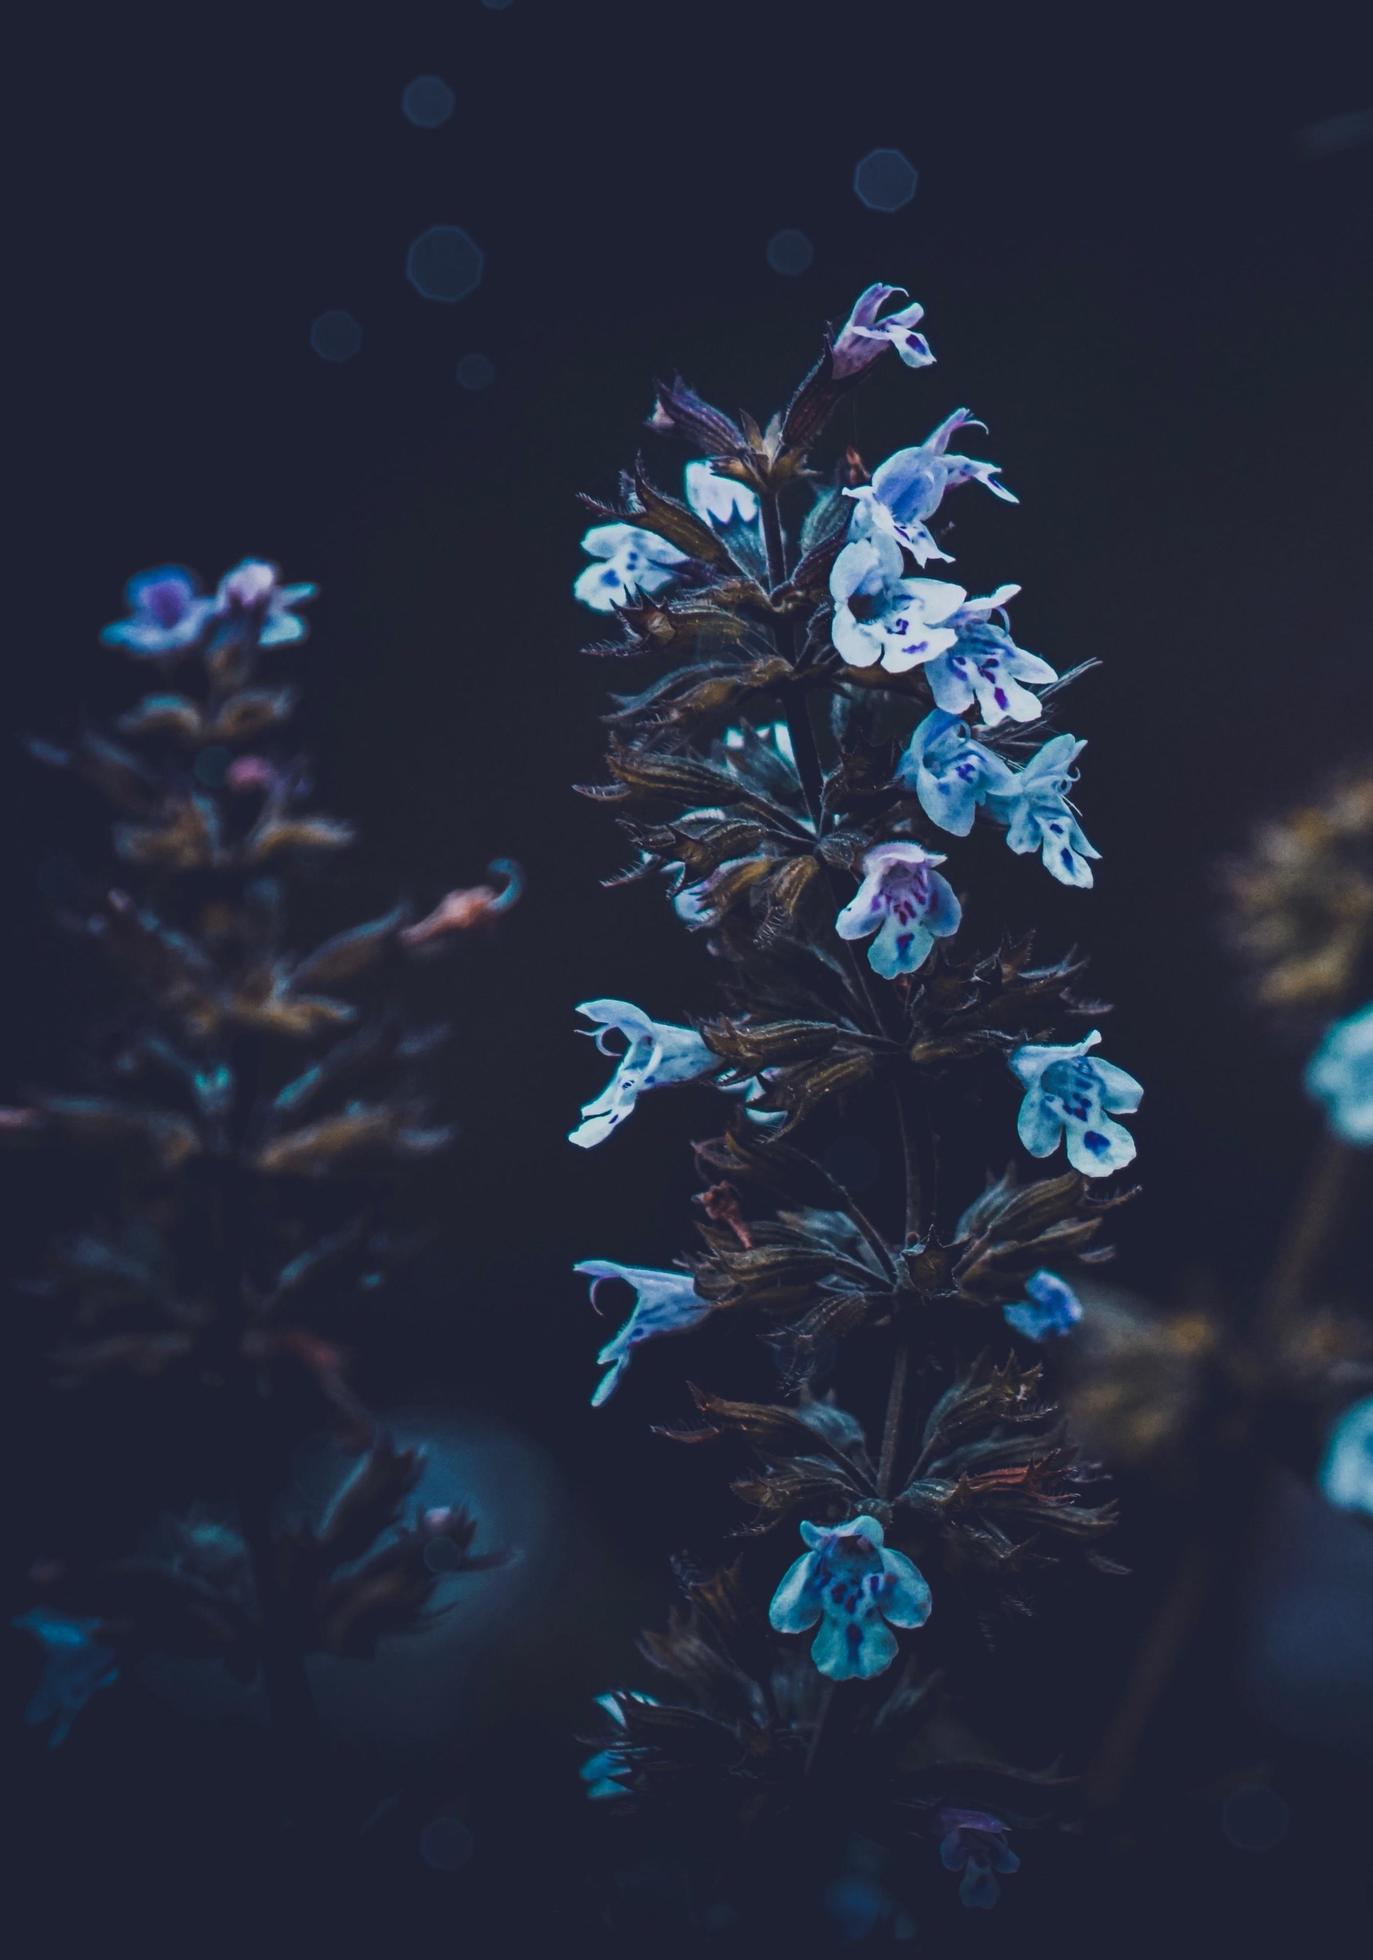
573 1260 711 1405
844 409 1017 566
684 460 759 527
924 587 1058 727
1320 1395 1373 1515
894 709 1016 836
829 532 963 673
1009 1031 1142 1177
1306 1003 1373 1144
573 524 686 614
836 842 962 978
569 999 717 1148
985 733 1100 888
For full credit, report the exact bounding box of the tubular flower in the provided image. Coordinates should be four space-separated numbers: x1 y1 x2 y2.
768 1516 932 1681
573 1261 712 1406
1305 1002 1373 1144
214 559 318 646
574 523 687 614
1002 1268 1083 1340
831 282 934 378
829 533 963 674
844 409 1017 566
684 460 759 527
100 566 215 655
1009 1030 1142 1177
924 588 1059 727
936 1809 1020 1910
986 733 1100 887
894 708 1015 836
570 999 717 1148
836 842 961 978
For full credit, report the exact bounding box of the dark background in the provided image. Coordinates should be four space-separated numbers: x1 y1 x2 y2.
6 3 1372 1950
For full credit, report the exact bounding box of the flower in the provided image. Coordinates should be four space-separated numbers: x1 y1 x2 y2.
214 559 318 646
684 460 759 527
579 1690 656 1798
1003 1268 1083 1340
844 409 1017 566
986 732 1100 887
894 709 1016 836
924 589 1059 727
101 565 215 655
1320 1394 1373 1516
936 1809 1020 1909
828 532 964 673
1009 1030 1142 1177
836 842 961 977
400 860 523 944
831 283 934 378
574 523 687 613
12 1609 118 1746
573 1260 712 1405
768 1515 932 1681
570 999 717 1148
1306 1003 1373 1144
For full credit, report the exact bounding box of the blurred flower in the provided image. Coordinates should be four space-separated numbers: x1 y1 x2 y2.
214 559 318 646
580 1690 657 1798
13 1608 118 1747
1224 776 1373 1010
574 523 687 613
1003 1268 1083 1340
400 860 524 945
570 999 717 1148
836 842 961 978
768 1515 932 1680
829 533 962 674
894 708 1015 836
225 755 278 793
986 732 1099 887
831 283 934 377
1306 1003 1373 1144
573 1261 712 1405
1320 1394 1373 1515
844 409 1017 566
684 461 758 527
1009 1030 1142 1177
924 591 1058 727
101 566 214 655
936 1808 1020 1909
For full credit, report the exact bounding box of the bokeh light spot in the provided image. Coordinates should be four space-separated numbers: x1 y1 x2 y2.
406 226 484 304
309 309 363 363
766 228 814 277
853 148 919 213
456 352 495 391
401 76 455 129
419 1815 475 1871
1221 1785 1290 1852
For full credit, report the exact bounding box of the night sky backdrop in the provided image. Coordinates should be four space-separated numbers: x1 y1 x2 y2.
7 4 1372 1951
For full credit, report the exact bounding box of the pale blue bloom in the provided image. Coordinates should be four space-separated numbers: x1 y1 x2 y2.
831 283 934 378
1320 1395 1373 1516
574 523 687 614
1003 1269 1083 1341
684 460 759 527
924 586 1058 727
214 560 318 646
836 842 961 978
573 1259 712 1405
570 999 717 1148
829 531 964 673
937 1809 1020 1910
13 1609 118 1747
1009 1030 1142 1177
101 566 215 655
844 409 1017 567
1306 1003 1373 1145
894 708 1016 836
768 1515 932 1681
986 732 1100 887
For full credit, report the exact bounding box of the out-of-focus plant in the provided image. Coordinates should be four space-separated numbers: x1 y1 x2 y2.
566 285 1141 1932
7 560 515 1803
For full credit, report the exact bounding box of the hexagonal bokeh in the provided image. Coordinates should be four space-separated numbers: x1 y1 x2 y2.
401 75 455 129
405 226 484 303
853 148 919 213
309 309 363 362
456 353 495 392
766 228 815 277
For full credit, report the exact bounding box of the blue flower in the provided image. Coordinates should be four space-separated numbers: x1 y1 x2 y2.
829 532 964 674
836 842 961 978
924 587 1059 728
1009 1030 1142 1177
986 732 1100 887
936 1808 1020 1910
579 1690 656 1798
844 409 1017 567
894 709 1016 837
1321 1394 1373 1516
570 999 717 1148
214 560 318 647
573 523 687 614
1003 1269 1083 1341
768 1515 932 1681
101 565 215 655
831 283 935 378
573 1260 712 1405
13 1609 118 1747
684 460 759 528
1306 1003 1373 1145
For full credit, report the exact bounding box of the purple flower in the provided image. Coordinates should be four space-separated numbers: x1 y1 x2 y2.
214 559 318 646
836 842 961 978
769 1516 932 1681
101 566 215 656
573 1260 712 1405
844 410 1017 567
894 708 1016 836
924 587 1059 728
831 283 935 378
936 1808 1020 1909
1003 1269 1083 1340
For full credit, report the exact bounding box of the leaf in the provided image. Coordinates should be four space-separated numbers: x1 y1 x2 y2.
115 694 206 742
254 1106 404 1176
39 1096 201 1169
648 376 748 456
207 686 297 742
115 795 222 868
290 909 405 991
244 813 356 861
